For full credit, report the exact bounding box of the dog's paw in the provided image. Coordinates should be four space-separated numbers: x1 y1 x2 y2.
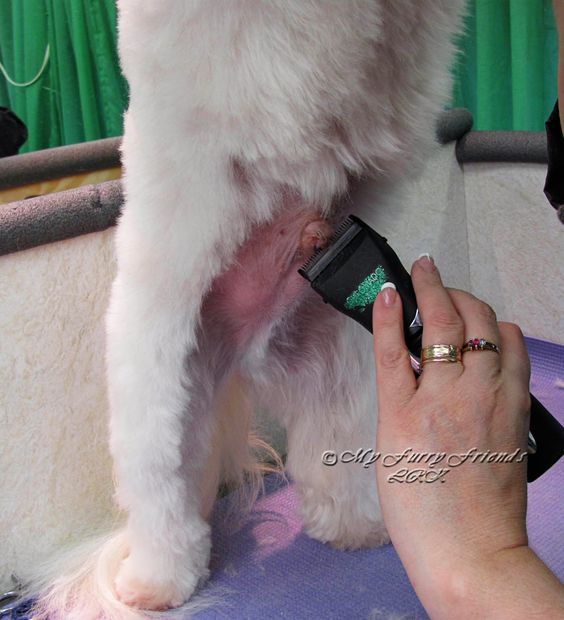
325 518 390 550
306 513 390 550
299 491 390 550
114 539 210 612
114 555 207 611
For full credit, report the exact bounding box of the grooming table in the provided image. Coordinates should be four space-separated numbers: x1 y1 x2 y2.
9 338 563 619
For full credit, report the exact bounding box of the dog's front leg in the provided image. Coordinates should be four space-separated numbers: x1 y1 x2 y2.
105 117 248 611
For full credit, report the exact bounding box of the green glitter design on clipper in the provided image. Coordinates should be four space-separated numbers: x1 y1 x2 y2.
345 266 388 312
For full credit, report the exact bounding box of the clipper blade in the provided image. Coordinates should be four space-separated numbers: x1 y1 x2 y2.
298 216 362 282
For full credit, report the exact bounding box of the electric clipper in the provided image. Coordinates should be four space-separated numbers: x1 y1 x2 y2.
299 215 564 482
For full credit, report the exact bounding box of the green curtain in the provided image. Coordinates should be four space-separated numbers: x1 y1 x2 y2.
0 0 127 153
0 0 560 153
452 0 559 130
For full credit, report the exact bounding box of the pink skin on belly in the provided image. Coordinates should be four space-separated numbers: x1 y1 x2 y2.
203 210 333 348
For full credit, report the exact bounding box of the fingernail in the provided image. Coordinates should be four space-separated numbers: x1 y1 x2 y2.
416 253 435 272
380 282 397 305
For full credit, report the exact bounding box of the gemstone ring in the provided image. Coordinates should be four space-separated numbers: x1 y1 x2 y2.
462 338 501 354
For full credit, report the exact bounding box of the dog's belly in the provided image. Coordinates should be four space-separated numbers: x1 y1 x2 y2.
204 208 333 348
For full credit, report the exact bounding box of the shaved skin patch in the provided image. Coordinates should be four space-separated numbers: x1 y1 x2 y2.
345 266 387 312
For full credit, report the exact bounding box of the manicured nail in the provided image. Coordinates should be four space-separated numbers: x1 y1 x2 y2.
380 282 397 305
416 253 435 272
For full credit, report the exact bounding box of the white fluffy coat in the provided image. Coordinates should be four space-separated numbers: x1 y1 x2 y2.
28 1 464 617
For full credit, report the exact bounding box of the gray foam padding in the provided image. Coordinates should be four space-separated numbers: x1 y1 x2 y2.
0 110 470 192
436 107 473 144
0 137 122 191
0 180 122 257
0 109 551 258
456 131 548 163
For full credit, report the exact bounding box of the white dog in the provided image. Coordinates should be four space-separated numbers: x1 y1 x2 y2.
30 1 464 617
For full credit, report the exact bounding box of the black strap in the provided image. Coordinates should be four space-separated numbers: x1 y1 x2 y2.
543 100 564 223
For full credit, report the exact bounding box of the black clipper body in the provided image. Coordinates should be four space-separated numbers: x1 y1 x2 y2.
299 216 422 354
299 215 564 483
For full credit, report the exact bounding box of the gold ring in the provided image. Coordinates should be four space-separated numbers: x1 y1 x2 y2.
421 344 462 367
462 338 501 354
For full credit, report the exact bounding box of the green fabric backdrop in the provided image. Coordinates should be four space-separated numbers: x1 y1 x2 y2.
452 0 559 130
0 0 560 153
0 0 127 153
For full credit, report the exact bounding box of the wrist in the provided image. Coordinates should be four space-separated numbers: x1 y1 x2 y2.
421 546 564 619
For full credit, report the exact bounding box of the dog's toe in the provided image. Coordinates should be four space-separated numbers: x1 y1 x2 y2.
114 556 202 611
327 519 390 550
298 487 390 550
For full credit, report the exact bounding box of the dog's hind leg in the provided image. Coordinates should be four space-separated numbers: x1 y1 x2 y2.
247 295 389 550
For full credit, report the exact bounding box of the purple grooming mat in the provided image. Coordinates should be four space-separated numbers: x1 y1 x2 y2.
10 338 563 619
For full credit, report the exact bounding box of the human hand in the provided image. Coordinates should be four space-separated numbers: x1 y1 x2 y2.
372 255 563 618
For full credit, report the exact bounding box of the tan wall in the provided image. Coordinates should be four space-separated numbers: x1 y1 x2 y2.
0 167 121 205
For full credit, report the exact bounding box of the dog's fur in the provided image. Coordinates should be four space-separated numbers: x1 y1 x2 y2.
28 1 465 617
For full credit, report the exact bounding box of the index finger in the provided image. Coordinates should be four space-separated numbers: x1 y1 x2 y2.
372 283 417 410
